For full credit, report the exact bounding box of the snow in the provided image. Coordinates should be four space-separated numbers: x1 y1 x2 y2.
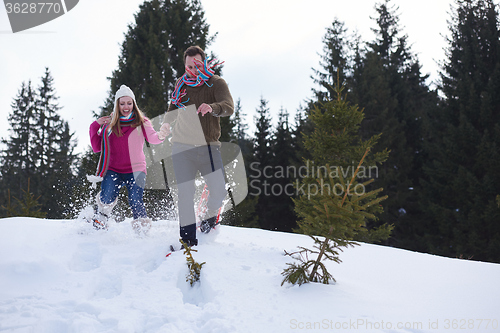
0 217 499 333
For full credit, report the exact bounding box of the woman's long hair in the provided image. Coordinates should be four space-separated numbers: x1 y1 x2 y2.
108 97 146 136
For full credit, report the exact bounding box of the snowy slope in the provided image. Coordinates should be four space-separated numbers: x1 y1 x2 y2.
0 217 499 333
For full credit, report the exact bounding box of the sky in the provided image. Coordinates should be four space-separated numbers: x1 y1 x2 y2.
0 0 455 155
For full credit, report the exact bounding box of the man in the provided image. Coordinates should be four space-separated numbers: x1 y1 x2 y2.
163 45 234 250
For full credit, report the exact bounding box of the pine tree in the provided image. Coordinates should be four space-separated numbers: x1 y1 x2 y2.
311 19 357 102
266 107 297 232
0 80 38 206
0 70 76 218
221 98 259 228
251 97 273 230
36 68 77 217
233 99 248 142
1 180 46 218
355 1 410 231
290 105 312 167
102 0 214 118
81 0 215 220
12 179 47 218
219 110 236 143
253 97 273 170
232 98 254 177
282 81 391 286
421 0 500 262
343 0 438 248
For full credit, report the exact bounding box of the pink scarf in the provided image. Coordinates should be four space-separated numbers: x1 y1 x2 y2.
171 58 224 109
95 113 136 179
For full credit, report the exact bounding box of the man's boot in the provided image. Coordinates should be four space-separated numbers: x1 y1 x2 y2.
199 209 219 234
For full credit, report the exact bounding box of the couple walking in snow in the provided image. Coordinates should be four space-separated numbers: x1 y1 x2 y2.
88 46 234 249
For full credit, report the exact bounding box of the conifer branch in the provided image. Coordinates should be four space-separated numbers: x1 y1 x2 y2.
180 240 206 287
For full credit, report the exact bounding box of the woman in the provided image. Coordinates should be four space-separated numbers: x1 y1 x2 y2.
89 85 169 234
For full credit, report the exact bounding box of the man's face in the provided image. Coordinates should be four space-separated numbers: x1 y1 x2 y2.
185 54 204 79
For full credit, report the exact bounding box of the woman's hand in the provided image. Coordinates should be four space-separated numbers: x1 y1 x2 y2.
158 123 171 140
97 116 112 126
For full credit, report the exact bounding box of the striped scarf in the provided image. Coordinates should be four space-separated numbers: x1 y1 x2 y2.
95 113 136 179
171 58 224 109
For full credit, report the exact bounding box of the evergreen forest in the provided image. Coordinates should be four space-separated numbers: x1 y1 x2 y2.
1 0 500 263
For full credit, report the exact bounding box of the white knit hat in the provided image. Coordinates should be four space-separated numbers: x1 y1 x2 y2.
114 85 136 104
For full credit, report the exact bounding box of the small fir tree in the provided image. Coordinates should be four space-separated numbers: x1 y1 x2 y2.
1 179 47 218
15 178 47 218
180 240 206 286
282 78 391 286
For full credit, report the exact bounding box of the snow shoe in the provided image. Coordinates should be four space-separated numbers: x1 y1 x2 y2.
199 207 222 234
92 213 108 230
132 217 152 236
200 216 217 234
169 238 198 253
88 192 118 231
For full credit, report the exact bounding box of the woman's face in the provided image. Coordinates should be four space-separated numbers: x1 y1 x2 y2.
118 96 134 117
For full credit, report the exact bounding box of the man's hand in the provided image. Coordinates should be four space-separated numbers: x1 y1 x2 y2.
159 123 171 140
197 103 212 116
